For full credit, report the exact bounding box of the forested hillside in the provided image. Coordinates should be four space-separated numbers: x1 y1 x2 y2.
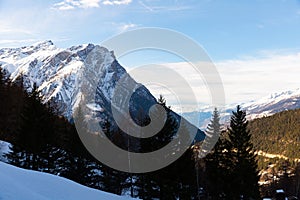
249 108 300 168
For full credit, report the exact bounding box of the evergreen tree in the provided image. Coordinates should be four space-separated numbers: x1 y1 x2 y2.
0 67 8 98
5 144 27 168
294 163 300 198
175 147 198 199
99 118 128 195
139 94 177 153
200 107 222 158
6 83 54 170
225 105 260 199
141 95 198 199
7 75 26 138
157 94 166 107
204 134 228 199
135 172 159 199
102 165 127 195
60 152 96 186
155 95 177 147
201 108 227 199
0 67 10 135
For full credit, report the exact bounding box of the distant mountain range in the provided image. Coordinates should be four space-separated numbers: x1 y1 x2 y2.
184 88 300 129
0 40 204 142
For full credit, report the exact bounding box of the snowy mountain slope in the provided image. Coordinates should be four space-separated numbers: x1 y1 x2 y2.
243 88 300 120
0 40 117 117
184 88 300 129
0 41 205 141
0 161 134 200
0 41 161 119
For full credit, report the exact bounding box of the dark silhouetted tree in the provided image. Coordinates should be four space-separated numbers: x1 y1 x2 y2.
202 108 227 199
225 105 260 199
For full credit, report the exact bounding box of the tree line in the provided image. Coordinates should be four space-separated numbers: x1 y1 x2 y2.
0 67 263 199
248 108 300 198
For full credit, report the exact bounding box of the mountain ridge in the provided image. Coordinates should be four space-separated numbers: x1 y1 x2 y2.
184 88 300 129
0 40 204 144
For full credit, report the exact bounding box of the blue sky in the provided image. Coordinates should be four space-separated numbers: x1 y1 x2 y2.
1 0 300 61
1 0 300 111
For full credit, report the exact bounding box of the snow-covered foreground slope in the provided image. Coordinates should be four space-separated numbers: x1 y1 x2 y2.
0 161 133 200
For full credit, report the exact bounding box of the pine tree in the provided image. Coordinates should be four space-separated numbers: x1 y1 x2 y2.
157 94 166 107
294 163 300 198
136 172 160 199
200 107 222 158
225 105 260 199
99 122 129 196
155 95 177 147
0 67 10 135
204 134 228 199
200 108 227 199
175 147 198 199
5 144 27 168
6 83 54 170
139 94 177 153
142 95 198 199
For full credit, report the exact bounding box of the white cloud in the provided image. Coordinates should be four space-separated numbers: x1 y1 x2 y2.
53 2 76 10
109 22 139 32
81 0 102 8
215 52 300 104
53 0 132 10
119 23 138 32
53 0 100 10
127 51 300 112
102 0 132 5
138 0 191 12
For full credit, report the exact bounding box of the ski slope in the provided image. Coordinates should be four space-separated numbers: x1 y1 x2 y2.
0 161 133 200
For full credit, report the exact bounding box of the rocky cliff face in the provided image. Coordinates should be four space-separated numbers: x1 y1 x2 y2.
0 40 204 143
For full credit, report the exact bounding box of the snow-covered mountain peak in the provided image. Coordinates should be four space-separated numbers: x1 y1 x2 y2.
184 88 300 129
0 41 205 142
269 88 300 100
241 88 300 120
244 88 300 111
31 40 55 49
0 41 119 117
